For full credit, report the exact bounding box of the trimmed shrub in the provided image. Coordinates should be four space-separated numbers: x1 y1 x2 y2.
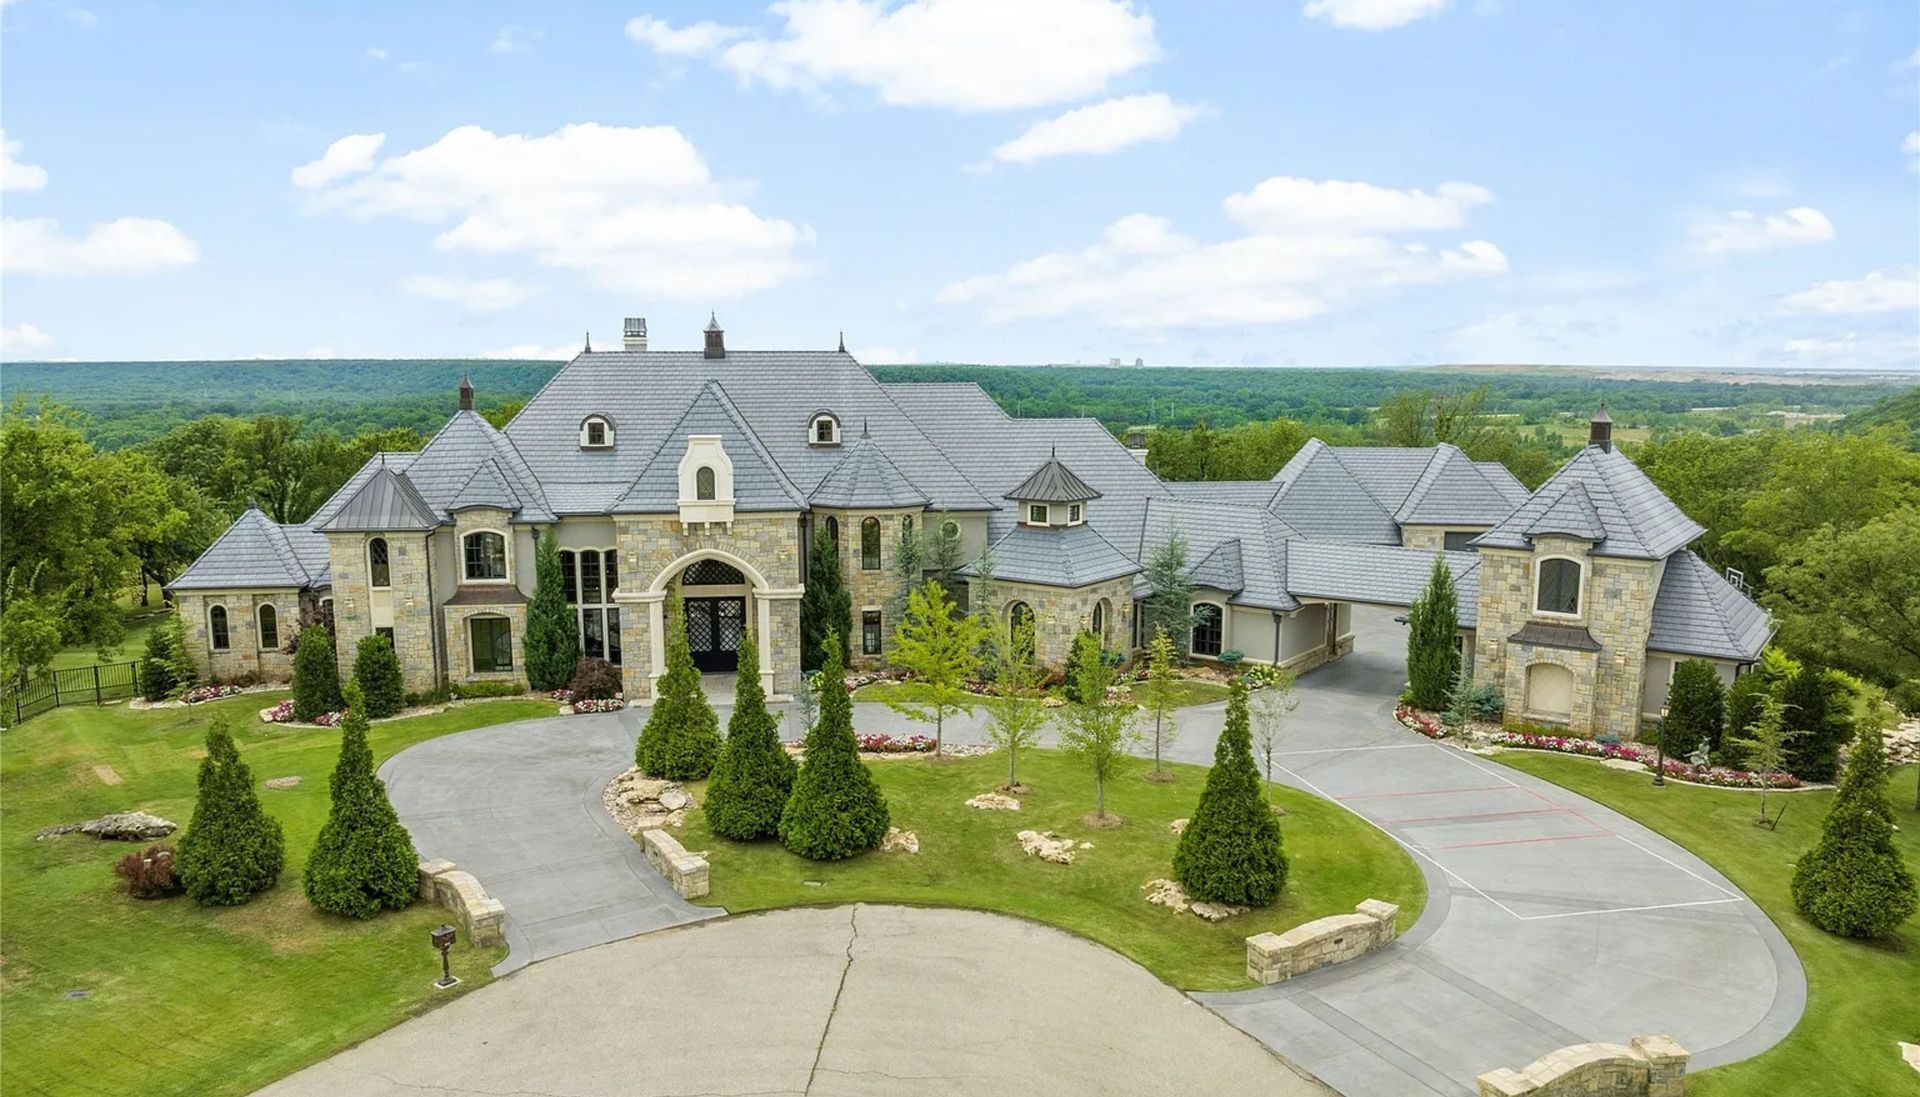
291 625 341 721
1661 659 1725 761
703 631 799 840
635 589 721 779
522 530 581 691
114 844 181 899
304 683 420 919
1405 557 1460 711
1791 723 1918 938
351 633 405 719
140 618 180 700
1175 677 1287 906
176 718 285 906
568 657 622 701
780 633 890 860
1782 664 1848 782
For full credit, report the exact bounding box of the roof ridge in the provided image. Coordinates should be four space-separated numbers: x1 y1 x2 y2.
704 381 808 507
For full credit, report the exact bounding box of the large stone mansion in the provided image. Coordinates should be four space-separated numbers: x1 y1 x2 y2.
168 318 1772 738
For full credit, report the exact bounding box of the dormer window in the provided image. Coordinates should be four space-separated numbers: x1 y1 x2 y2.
811 413 840 446
696 466 716 501
1027 504 1049 526
580 415 614 449
1068 503 1084 525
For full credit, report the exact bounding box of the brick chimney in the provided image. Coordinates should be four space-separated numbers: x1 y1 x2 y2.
1589 404 1613 452
458 373 474 412
704 314 725 360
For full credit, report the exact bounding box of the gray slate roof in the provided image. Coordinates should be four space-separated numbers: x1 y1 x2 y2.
1284 541 1482 628
1266 440 1401 544
1474 445 1704 559
968 522 1141 589
1188 538 1246 593
810 435 930 509
1136 497 1300 611
316 465 437 532
1647 551 1773 662
1524 483 1606 541
168 508 331 591
1164 480 1282 507
614 382 809 513
403 410 554 522
1394 444 1528 527
1005 452 1102 503
448 459 525 514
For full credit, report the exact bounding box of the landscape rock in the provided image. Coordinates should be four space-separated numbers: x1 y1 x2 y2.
1191 899 1250 922
966 792 1020 812
1016 830 1083 865
1899 1041 1919 1074
37 811 178 842
1886 720 1919 767
659 788 693 812
881 827 920 854
1141 878 1248 921
1169 818 1188 835
265 776 302 790
603 768 692 834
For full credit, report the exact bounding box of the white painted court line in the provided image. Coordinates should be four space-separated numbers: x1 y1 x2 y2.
1515 896 1746 922
1272 743 1431 757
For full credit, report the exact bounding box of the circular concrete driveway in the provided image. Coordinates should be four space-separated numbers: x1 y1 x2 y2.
257 904 1332 1097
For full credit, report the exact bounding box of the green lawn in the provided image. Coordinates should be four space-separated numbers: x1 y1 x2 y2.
677 748 1425 990
0 692 554 1097
47 603 171 670
1492 752 1920 1096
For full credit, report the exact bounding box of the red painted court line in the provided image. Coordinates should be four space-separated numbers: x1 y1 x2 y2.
1380 806 1567 826
1336 784 1514 802
1428 831 1615 851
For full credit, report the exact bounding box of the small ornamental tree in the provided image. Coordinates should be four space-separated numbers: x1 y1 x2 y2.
1661 659 1725 763
141 614 194 700
304 682 419 918
1056 646 1139 820
522 529 581 691
351 632 405 719
984 616 1049 790
780 632 890 860
1062 631 1103 704
635 588 720 779
1247 662 1299 802
1721 670 1774 766
1139 535 1195 659
1137 626 1181 778
886 580 988 756
176 718 285 906
1731 695 1798 828
704 630 798 840
290 624 341 721
800 528 851 673
1791 722 1918 938
1405 557 1459 711
1174 677 1287 906
1782 664 1849 782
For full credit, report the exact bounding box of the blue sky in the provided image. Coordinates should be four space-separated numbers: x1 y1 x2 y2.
2 0 1916 368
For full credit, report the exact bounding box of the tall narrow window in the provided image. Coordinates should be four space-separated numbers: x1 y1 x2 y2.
606 607 622 666
581 551 602 605
376 626 394 646
1090 599 1107 643
1008 601 1034 661
825 516 840 552
696 466 716 501
602 549 618 596
559 550 577 603
368 537 391 588
861 517 881 570
583 607 605 660
209 605 230 651
1536 558 1582 617
862 610 882 655
470 617 513 672
1191 603 1224 657
561 549 623 665
464 531 507 581
257 604 278 650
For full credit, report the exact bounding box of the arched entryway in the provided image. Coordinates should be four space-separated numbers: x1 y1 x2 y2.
638 548 790 698
1525 662 1575 721
679 558 748 672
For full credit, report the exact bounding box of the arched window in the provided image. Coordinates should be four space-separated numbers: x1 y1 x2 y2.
580 415 613 448
1091 598 1109 643
368 537 390 588
696 466 716 501
1535 557 1582 617
861 517 882 570
902 514 914 537
811 413 840 445
825 515 840 552
257 604 278 650
208 605 230 651
1191 603 1224 657
464 531 507 581
1008 600 1035 661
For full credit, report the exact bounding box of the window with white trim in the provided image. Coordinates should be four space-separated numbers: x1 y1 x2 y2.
469 617 513 672
1027 503 1049 526
558 549 622 665
1191 603 1224 657
1068 503 1083 525
811 414 840 445
580 415 614 449
1535 557 1582 617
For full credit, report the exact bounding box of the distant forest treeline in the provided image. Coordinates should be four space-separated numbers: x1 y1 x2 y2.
2 358 1910 450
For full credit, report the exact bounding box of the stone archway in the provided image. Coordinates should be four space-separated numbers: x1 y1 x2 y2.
642 548 784 697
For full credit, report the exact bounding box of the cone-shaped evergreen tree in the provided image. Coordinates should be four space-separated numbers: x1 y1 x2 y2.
351 632 405 718
1174 677 1287 906
1404 557 1459 711
800 528 851 673
1791 723 1918 938
702 631 798 840
1782 664 1848 782
291 625 342 720
779 632 890 860
176 717 285 906
635 587 721 779
523 529 582 691
304 682 420 919
1660 658 1724 760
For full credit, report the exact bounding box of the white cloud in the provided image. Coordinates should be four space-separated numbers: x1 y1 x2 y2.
365 46 388 61
1779 330 1920 365
939 174 1506 329
0 322 55 357
291 133 386 189
991 94 1205 164
490 25 537 54
2 129 48 192
632 0 1160 112
485 341 581 360
1904 131 1920 172
1304 0 1449 31
1687 206 1834 257
307 123 811 299
624 15 745 56
1782 269 1919 316
2 216 198 275
402 274 536 313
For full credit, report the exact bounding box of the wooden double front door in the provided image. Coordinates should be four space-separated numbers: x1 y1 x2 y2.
685 597 746 673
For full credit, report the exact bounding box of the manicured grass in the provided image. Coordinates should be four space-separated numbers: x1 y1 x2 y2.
1493 752 1919 1096
0 692 554 1097
677 748 1425 990
47 603 171 670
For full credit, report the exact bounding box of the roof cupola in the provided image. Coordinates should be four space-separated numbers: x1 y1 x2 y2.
458 373 474 411
1589 404 1613 452
704 313 726 359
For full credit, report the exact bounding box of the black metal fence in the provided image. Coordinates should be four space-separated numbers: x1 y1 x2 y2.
1 661 142 727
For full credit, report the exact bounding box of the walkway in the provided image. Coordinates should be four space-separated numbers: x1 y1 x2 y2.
257 904 1331 1097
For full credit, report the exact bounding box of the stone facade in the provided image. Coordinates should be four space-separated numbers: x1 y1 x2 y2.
444 603 527 685
1400 525 1488 551
640 828 710 899
328 530 441 694
173 590 312 684
1245 899 1399 985
1476 1035 1688 1097
416 859 507 948
819 507 920 668
979 574 1136 668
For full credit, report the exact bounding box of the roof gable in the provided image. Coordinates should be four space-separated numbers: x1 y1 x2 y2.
1395 444 1526 527
168 508 328 591
809 435 930 509
614 382 808 513
1474 446 1704 559
1524 482 1605 541
1188 538 1245 592
400 410 553 522
316 465 438 532
1266 441 1400 544
447 459 524 513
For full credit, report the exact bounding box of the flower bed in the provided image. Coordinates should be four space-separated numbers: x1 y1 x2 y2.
1393 704 1446 740
262 699 295 724
1487 730 1803 789
181 684 246 705
311 710 342 727
570 698 625 714
550 689 573 703
856 733 936 754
